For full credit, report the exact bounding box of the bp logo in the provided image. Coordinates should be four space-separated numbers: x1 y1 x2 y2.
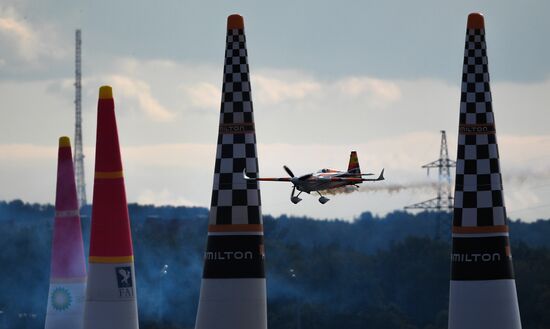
51 287 72 311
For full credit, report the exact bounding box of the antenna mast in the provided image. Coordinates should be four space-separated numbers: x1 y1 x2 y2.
74 29 87 209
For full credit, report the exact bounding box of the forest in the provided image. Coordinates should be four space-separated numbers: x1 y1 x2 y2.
1 200 549 329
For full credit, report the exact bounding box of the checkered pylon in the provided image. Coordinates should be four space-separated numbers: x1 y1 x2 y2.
451 11 514 280
209 24 262 226
195 15 267 329
453 19 506 228
448 13 521 329
202 14 265 278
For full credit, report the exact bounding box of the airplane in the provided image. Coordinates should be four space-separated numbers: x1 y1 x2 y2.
244 151 384 204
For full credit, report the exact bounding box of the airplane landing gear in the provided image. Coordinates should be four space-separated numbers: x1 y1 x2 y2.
290 186 302 204
317 192 330 204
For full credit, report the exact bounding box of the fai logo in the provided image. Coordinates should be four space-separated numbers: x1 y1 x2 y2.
115 266 134 298
116 267 132 287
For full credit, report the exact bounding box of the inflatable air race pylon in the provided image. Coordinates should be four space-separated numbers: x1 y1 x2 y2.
45 137 87 329
83 86 139 329
448 13 522 329
194 14 267 329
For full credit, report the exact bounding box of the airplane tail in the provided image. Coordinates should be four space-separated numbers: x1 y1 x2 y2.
347 151 361 176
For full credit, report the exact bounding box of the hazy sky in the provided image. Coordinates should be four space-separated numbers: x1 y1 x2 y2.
1 1 549 221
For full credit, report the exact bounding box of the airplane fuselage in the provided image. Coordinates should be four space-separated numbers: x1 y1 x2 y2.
292 169 359 193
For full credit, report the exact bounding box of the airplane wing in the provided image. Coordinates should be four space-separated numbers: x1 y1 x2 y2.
329 169 385 182
243 170 292 182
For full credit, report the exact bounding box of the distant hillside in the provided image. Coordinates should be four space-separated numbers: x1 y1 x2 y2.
0 200 549 329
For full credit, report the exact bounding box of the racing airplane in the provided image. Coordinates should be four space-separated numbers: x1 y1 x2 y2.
244 151 384 204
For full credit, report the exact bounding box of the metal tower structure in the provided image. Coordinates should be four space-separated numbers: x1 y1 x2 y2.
74 29 87 209
405 130 456 238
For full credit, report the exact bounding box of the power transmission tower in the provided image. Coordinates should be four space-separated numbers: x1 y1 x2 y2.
405 130 456 239
74 29 87 209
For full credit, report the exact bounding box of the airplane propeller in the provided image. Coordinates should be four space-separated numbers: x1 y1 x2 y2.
284 165 313 181
283 165 295 178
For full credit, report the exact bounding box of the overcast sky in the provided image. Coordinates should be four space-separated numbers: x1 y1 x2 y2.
1 0 549 221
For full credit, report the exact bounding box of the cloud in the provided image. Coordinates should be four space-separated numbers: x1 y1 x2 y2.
0 6 68 66
498 135 550 168
109 75 176 122
0 7 35 60
121 143 214 167
336 77 402 107
136 189 197 207
253 75 321 104
1 54 549 220
178 66 400 112
183 82 220 109
251 71 400 109
1 131 549 221
0 144 56 161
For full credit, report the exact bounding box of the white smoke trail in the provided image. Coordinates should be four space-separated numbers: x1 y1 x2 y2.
502 170 550 188
322 181 444 195
322 169 550 196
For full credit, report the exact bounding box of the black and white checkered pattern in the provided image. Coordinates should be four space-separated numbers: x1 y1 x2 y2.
209 27 262 226
453 27 507 227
